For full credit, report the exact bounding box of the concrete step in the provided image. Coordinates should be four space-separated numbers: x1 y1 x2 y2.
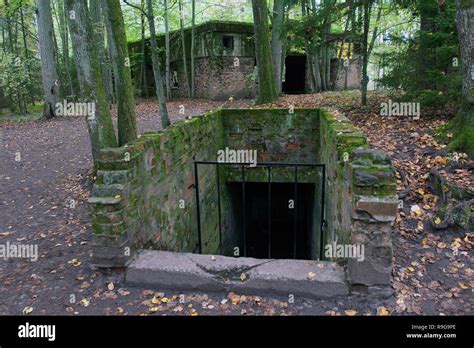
126 250 349 298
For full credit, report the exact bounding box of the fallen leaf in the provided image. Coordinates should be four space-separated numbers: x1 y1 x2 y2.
377 307 390 316
22 306 33 315
69 258 81 267
79 298 90 307
173 305 184 312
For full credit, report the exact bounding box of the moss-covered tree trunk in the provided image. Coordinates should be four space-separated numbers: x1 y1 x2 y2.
450 0 474 157
103 0 137 146
37 0 61 118
145 0 170 128
57 0 74 99
65 0 117 162
139 0 149 98
252 0 278 104
164 0 171 99
179 0 191 98
90 0 113 105
190 0 196 98
271 0 285 95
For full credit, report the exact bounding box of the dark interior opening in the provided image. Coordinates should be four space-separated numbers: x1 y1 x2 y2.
228 182 315 260
223 35 234 51
283 55 306 94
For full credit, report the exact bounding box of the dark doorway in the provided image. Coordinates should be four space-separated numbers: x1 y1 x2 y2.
283 55 306 94
228 182 315 260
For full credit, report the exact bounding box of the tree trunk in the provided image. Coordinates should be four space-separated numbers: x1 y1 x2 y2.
36 0 61 118
65 0 117 161
139 0 149 98
271 0 285 94
102 0 138 146
20 1 29 59
308 0 322 92
252 0 278 104
104 13 118 106
418 0 438 89
164 0 171 99
146 0 170 128
450 0 474 157
5 0 14 52
190 0 196 98
57 0 74 98
332 6 351 91
179 0 191 98
361 0 371 106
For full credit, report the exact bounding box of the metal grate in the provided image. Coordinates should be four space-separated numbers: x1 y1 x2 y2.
193 161 326 260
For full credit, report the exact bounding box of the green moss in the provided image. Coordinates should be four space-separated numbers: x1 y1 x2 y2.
460 0 474 7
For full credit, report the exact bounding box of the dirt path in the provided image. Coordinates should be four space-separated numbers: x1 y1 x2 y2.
0 94 471 316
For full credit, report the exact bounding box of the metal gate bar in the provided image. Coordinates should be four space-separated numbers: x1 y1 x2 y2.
267 166 271 259
194 161 326 260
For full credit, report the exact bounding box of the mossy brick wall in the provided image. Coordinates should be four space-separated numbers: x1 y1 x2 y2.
90 108 396 290
89 110 230 267
318 110 397 289
221 109 321 183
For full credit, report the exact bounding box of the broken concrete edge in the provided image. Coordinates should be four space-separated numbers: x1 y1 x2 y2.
126 250 350 299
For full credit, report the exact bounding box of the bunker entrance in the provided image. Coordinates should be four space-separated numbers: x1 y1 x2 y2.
228 182 315 260
283 55 306 94
194 162 326 261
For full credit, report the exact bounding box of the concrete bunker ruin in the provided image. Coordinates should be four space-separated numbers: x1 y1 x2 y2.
89 109 398 297
128 21 363 100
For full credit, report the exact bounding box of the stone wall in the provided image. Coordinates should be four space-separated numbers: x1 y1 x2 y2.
318 110 397 292
173 56 256 100
89 108 396 291
221 109 320 183
330 57 362 91
89 111 229 267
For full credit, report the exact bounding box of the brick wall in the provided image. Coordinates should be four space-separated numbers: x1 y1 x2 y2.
319 110 397 292
172 57 256 100
89 111 229 267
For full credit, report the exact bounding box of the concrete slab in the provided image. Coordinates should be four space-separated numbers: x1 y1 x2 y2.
126 250 349 298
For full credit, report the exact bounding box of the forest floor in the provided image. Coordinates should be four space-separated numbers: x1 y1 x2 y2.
0 91 472 316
